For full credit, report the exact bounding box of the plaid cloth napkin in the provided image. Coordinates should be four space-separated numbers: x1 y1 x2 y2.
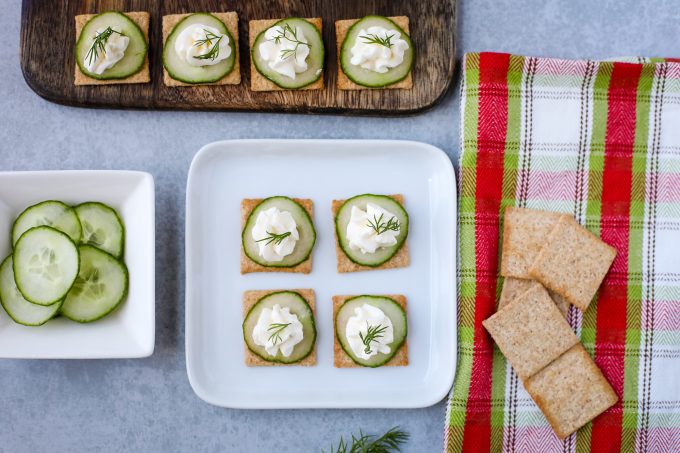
445 52 680 452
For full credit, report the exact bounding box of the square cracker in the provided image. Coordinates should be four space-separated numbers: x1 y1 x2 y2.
162 12 241 87
524 343 618 439
74 12 151 86
501 207 568 279
332 194 410 273
249 18 324 91
335 17 413 90
332 295 408 368
483 283 579 380
243 289 316 367
528 216 617 311
240 198 313 274
499 277 570 319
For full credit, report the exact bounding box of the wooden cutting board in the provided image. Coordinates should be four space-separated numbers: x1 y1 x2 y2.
20 0 456 115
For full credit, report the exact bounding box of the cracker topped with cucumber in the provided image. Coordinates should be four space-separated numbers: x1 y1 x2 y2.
0 200 129 326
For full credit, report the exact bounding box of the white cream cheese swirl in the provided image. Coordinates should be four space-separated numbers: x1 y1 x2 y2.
349 26 409 73
346 203 401 254
174 24 231 67
252 304 304 357
251 207 299 262
85 27 129 75
258 25 310 79
346 304 394 360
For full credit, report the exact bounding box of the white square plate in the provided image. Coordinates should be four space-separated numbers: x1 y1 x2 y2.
0 171 155 359
185 140 457 408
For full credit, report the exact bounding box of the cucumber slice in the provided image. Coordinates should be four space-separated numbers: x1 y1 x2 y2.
340 15 414 88
242 291 316 364
12 200 82 246
13 226 80 306
335 295 407 367
75 202 125 258
335 194 409 267
163 13 236 84
75 11 148 80
252 18 324 89
60 245 128 323
242 197 316 268
0 256 62 326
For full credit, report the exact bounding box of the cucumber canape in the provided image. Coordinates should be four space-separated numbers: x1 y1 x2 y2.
75 202 125 259
13 226 80 306
60 245 129 323
340 15 414 88
335 194 409 267
12 200 82 246
163 13 237 84
242 197 316 268
335 295 407 368
0 256 62 326
252 18 324 89
76 11 148 80
243 291 316 364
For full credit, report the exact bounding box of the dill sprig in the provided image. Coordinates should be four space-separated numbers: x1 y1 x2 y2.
255 231 292 246
359 322 388 354
267 322 291 345
323 426 409 453
361 32 396 48
85 27 123 66
270 23 311 60
366 213 401 236
193 29 223 61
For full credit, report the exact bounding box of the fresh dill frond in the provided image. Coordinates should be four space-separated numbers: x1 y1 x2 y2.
193 29 223 61
255 231 292 246
360 32 396 48
269 23 311 60
359 322 388 354
323 426 409 453
267 322 291 345
85 27 123 66
366 213 401 236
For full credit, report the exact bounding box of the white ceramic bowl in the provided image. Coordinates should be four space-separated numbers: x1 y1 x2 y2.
0 171 155 358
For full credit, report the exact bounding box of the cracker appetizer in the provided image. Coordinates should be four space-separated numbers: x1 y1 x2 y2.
242 290 317 366
163 12 239 86
333 295 408 368
250 18 324 90
241 197 316 273
333 194 409 272
75 11 150 85
336 15 413 89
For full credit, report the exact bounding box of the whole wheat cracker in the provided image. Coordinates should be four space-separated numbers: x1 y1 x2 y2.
332 295 408 368
74 12 151 86
501 207 568 278
482 283 579 381
528 216 617 311
162 12 241 87
249 18 324 91
335 17 413 90
331 195 410 273
524 343 618 439
499 277 570 318
240 198 314 274
243 289 316 367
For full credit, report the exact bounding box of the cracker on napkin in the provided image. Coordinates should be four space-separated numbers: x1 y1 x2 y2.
483 283 578 380
499 277 569 318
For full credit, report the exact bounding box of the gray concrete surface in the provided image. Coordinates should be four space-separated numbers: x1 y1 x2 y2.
1 0 678 451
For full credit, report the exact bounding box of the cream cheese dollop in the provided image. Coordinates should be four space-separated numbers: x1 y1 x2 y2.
346 304 394 360
258 25 310 79
252 304 304 357
174 24 231 67
349 26 409 73
251 207 299 262
346 203 401 254
85 27 129 75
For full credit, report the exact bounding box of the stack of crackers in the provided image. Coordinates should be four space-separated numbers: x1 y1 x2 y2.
483 207 618 439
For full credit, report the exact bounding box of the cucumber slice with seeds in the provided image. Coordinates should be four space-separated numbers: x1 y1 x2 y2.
242 197 316 268
0 256 62 326
12 200 82 246
242 291 316 364
163 13 236 84
60 245 129 323
340 15 414 88
335 295 407 367
75 202 125 258
335 194 409 267
76 11 148 80
252 18 324 89
13 226 80 306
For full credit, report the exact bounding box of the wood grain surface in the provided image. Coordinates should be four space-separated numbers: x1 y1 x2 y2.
20 0 456 114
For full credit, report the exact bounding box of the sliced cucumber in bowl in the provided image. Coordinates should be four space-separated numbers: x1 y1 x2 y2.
12 200 82 246
75 202 125 258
